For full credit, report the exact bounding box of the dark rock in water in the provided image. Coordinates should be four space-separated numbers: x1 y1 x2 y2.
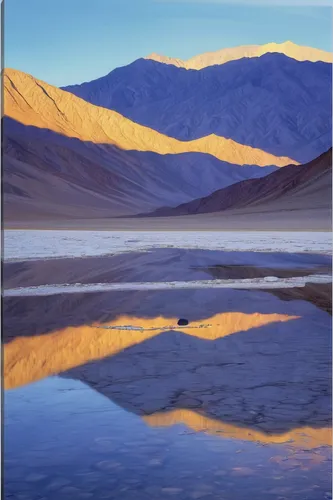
178 318 189 326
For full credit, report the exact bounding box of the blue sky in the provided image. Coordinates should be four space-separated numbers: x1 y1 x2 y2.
5 0 332 86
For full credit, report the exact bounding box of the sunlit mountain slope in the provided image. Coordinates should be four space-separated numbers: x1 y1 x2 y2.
146 40 332 69
4 68 293 167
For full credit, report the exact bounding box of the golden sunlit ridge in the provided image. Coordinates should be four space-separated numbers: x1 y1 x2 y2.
4 68 297 168
146 41 333 70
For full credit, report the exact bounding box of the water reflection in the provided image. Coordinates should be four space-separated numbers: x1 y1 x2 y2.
5 311 298 389
144 409 332 448
5 377 332 500
4 286 332 499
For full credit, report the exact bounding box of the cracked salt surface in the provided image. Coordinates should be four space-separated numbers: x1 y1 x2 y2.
4 273 332 297
4 230 332 261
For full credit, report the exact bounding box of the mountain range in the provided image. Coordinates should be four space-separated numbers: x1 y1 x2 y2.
3 41 332 228
63 51 332 163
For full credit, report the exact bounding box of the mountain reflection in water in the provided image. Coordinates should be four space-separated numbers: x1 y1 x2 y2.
144 409 332 449
4 282 332 500
5 306 331 450
4 311 298 389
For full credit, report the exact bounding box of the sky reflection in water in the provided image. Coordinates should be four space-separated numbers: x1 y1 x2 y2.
5 375 332 500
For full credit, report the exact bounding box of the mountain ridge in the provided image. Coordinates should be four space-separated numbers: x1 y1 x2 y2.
4 118 276 221
144 149 332 218
146 41 333 69
4 68 294 167
63 53 332 162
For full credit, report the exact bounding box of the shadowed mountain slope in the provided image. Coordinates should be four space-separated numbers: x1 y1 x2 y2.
3 119 275 221
63 53 332 162
146 149 332 218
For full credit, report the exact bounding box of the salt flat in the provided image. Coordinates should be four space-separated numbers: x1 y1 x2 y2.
4 274 332 297
4 230 332 262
